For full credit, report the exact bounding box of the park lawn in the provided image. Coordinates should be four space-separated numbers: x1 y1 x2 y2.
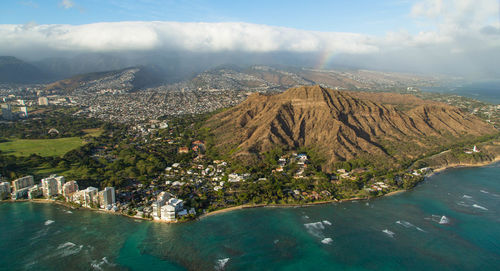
82 128 103 137
0 137 85 157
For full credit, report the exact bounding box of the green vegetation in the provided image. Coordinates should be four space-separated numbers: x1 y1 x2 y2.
2 104 499 217
0 106 103 139
0 137 85 157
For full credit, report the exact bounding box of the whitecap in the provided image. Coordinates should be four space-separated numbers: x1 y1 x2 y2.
462 195 472 199
44 220 55 226
416 227 427 232
396 220 425 232
480 190 500 197
65 210 73 214
382 229 395 238
273 239 279 244
31 228 49 241
91 257 115 271
365 202 369 206
439 216 449 224
304 222 326 238
57 242 76 250
395 220 413 228
322 220 332 226
303 215 309 219
472 204 488 211
456 201 469 207
52 242 83 258
215 258 230 271
429 214 441 222
321 237 333 244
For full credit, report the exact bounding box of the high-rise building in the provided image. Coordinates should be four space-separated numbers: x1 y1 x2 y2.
20 106 28 118
160 204 176 221
0 182 11 199
151 191 172 220
28 185 43 199
168 198 184 212
62 181 78 197
1 104 12 120
82 187 98 207
38 97 49 106
41 177 58 198
73 186 98 207
54 175 65 194
102 187 115 206
12 176 34 191
12 187 30 199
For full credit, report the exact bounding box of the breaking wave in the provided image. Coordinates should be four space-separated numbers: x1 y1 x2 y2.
472 204 488 211
215 258 230 271
304 221 331 238
91 257 115 271
396 220 426 232
44 220 55 226
439 215 450 224
51 242 83 258
382 229 395 238
321 238 333 245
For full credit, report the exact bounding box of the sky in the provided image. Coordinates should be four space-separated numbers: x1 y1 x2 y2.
1 0 417 35
1 0 500 77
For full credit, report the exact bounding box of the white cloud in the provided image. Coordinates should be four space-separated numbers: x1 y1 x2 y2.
0 0 498 77
0 21 379 54
60 0 74 9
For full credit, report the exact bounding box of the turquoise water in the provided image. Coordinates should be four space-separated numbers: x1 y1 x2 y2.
1 163 499 270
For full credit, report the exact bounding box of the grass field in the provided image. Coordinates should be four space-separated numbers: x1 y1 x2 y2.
0 128 103 157
0 137 85 157
82 128 103 137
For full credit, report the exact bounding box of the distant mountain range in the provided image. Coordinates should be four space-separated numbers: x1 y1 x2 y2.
0 55 445 95
205 85 496 172
0 56 52 83
44 65 166 93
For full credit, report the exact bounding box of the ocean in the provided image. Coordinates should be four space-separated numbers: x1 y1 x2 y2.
1 163 499 271
422 80 500 104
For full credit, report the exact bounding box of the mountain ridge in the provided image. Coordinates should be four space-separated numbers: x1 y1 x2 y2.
205 85 496 172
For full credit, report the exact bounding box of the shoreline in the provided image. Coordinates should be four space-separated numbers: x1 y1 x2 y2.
2 157 499 223
199 156 500 219
427 156 500 178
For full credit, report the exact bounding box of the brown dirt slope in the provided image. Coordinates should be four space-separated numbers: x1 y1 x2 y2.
205 85 496 172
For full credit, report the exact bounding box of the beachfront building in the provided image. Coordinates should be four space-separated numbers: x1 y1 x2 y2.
28 185 43 199
83 187 99 207
168 198 184 212
0 182 11 199
41 177 58 198
150 192 184 221
62 181 78 197
12 187 30 199
72 186 99 207
12 176 34 192
98 187 116 209
55 176 65 194
152 191 173 220
160 204 176 221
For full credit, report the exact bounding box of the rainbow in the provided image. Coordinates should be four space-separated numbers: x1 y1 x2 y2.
315 49 337 70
